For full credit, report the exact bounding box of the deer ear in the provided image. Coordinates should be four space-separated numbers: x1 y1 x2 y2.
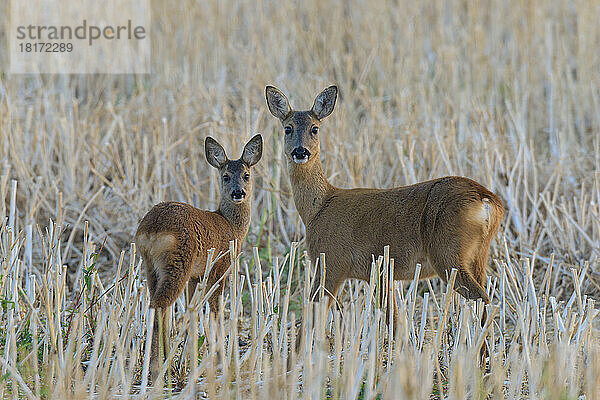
241 134 263 167
311 85 337 120
265 86 291 120
205 137 228 168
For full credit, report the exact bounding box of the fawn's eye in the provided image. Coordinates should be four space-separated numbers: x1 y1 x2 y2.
284 126 292 135
223 174 230 183
243 173 250 182
311 126 319 135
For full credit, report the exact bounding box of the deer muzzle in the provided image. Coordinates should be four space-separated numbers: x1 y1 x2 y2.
231 189 246 203
291 147 311 164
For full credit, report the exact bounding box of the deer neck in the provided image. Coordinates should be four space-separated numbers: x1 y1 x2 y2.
218 199 251 239
288 155 333 224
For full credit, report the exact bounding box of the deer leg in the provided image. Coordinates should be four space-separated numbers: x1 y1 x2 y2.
430 250 489 303
150 306 171 384
454 268 489 303
295 265 344 356
150 308 160 383
456 266 491 366
186 277 201 306
458 265 490 352
431 253 491 366
309 269 344 308
472 251 492 365
148 254 191 385
377 270 398 327
472 241 493 320
207 278 225 315
472 261 490 323
144 257 161 383
150 262 191 309
205 260 229 315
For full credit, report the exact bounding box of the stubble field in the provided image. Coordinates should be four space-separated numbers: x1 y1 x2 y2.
0 0 599 398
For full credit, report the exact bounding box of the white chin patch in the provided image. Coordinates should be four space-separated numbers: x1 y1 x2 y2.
231 198 244 203
293 157 309 164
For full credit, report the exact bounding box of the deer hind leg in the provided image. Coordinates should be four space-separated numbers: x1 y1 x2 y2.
204 260 230 314
149 253 192 384
472 238 494 323
150 306 171 384
473 234 494 295
431 251 491 360
431 240 493 364
430 249 489 304
207 277 225 315
457 268 489 303
309 263 346 309
377 269 398 327
186 277 201 306
461 233 495 327
150 252 193 309
471 240 495 364
143 253 163 383
294 265 344 355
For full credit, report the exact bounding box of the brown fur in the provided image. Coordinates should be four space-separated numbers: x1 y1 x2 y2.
135 134 262 382
266 85 504 308
136 202 248 310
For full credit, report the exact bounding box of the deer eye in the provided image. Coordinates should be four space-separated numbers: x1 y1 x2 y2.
223 174 230 183
284 126 292 135
311 126 319 135
243 173 250 182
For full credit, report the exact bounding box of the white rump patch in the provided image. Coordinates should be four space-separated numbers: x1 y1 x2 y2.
150 234 177 258
137 232 177 268
479 198 492 232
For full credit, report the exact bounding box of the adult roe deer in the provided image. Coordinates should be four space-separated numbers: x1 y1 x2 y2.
266 85 503 310
135 134 263 381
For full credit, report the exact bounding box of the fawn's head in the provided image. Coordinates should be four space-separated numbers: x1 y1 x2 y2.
266 85 337 166
205 134 263 204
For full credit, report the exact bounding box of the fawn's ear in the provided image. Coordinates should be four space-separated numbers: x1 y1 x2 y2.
311 85 337 120
265 86 291 120
205 137 228 168
241 134 263 167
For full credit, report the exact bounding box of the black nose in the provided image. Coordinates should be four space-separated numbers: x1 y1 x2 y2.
231 189 246 201
291 147 311 160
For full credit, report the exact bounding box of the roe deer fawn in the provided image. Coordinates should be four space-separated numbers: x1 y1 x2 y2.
135 134 262 381
266 85 503 312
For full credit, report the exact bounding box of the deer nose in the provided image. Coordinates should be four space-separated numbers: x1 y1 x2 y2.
291 147 311 164
231 189 246 202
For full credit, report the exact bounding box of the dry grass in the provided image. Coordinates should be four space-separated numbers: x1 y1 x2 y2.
0 0 599 398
